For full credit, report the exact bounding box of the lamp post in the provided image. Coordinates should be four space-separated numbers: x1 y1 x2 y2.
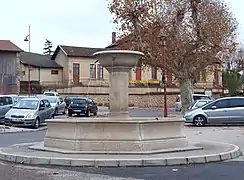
24 25 31 95
159 33 168 117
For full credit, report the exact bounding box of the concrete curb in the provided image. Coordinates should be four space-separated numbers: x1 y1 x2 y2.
0 126 47 134
0 141 241 167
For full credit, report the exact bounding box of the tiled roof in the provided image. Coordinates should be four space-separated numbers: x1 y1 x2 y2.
0 40 22 52
51 45 106 60
60 45 105 57
20 52 63 68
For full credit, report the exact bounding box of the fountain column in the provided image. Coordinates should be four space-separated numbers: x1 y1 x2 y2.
93 51 144 118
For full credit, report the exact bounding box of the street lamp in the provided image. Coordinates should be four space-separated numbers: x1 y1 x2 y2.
158 32 168 117
24 25 31 95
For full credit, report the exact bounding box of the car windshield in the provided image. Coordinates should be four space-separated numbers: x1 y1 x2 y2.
72 99 87 104
47 98 57 103
13 99 39 110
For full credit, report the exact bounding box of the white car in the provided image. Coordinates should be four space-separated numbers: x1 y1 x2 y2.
175 94 213 111
188 99 213 110
43 91 59 97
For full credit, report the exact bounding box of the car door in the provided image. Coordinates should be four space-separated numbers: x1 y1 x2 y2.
1 96 13 117
58 98 65 113
38 100 46 122
202 99 230 124
0 97 5 119
44 100 53 119
228 98 244 123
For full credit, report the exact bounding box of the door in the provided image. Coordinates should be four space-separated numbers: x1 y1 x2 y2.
58 98 66 113
44 100 53 120
89 99 97 113
73 63 80 83
228 98 244 123
135 67 141 80
38 100 46 121
1 96 13 118
203 99 230 123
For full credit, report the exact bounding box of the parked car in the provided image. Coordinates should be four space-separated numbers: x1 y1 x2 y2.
184 96 244 127
64 96 79 108
188 99 213 110
46 96 66 115
67 97 98 117
43 91 59 96
175 94 213 111
4 97 54 128
0 95 19 124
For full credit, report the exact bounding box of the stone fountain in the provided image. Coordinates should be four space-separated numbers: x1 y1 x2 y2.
42 50 195 154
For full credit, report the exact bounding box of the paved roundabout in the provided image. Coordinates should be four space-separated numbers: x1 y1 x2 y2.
1 108 244 179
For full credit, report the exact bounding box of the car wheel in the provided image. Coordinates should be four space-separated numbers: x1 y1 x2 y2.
54 108 58 116
193 115 207 127
33 118 40 129
85 109 90 117
94 111 97 116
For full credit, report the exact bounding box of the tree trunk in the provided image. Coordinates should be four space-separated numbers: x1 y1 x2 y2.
179 78 194 112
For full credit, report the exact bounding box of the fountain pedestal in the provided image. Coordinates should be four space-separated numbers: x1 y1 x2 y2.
43 50 189 154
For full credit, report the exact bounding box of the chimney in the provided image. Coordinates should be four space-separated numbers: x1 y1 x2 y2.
112 32 116 43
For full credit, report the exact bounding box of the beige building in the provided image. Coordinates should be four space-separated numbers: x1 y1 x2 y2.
50 45 222 89
19 52 63 85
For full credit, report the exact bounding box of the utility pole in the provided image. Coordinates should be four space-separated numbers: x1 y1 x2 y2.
24 25 31 94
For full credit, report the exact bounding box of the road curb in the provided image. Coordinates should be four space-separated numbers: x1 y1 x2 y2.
0 142 241 167
0 126 47 134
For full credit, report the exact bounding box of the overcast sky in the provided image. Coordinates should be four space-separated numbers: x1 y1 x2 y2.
0 0 243 54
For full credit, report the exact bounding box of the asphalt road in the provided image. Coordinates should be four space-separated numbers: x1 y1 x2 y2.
0 108 244 180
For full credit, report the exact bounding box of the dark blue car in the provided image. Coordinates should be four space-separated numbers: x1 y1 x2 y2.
67 98 98 117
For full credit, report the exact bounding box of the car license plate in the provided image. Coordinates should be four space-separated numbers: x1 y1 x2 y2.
12 118 22 122
74 110 81 112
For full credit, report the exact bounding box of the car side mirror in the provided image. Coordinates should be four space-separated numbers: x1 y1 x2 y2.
211 106 217 110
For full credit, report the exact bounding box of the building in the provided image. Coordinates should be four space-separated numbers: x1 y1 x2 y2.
0 40 22 94
51 45 107 86
20 52 63 84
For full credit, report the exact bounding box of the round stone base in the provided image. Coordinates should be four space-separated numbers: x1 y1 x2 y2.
0 141 241 167
44 117 188 153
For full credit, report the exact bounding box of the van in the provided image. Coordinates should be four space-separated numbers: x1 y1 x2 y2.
175 94 213 112
43 91 59 97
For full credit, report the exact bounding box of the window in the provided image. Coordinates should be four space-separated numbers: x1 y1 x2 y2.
97 64 103 79
39 100 45 108
51 70 59 75
90 64 96 78
44 100 51 108
151 66 157 80
0 97 13 106
213 99 230 109
201 69 206 82
229 98 244 108
196 101 208 108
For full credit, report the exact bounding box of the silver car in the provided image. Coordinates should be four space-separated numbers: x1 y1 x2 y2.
4 97 54 128
44 96 66 115
184 97 244 126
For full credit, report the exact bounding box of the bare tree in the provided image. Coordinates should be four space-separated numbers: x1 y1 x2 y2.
108 0 237 109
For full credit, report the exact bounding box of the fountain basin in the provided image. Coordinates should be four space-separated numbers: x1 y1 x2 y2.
43 117 191 154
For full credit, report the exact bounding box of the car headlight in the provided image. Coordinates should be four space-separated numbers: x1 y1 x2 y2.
26 113 34 118
5 113 10 118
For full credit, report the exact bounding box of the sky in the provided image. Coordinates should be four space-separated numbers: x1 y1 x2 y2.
0 0 243 54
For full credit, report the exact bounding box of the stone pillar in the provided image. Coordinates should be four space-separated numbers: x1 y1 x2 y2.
109 69 129 117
